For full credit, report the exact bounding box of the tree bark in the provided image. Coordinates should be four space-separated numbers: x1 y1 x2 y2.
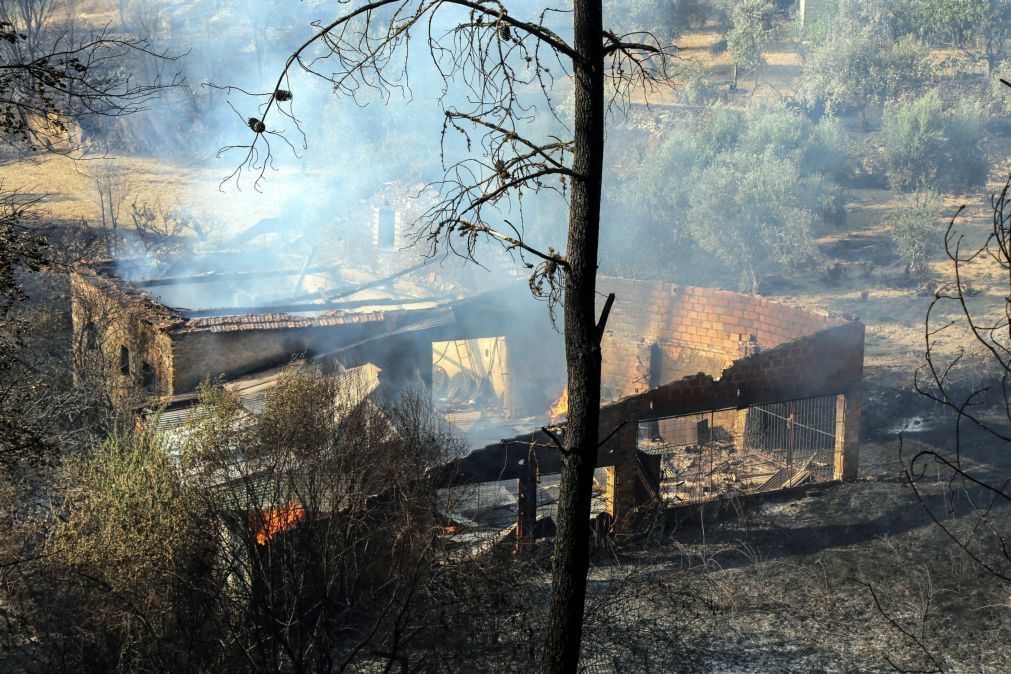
540 1 605 672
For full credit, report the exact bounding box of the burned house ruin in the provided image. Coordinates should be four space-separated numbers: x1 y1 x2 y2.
437 278 864 547
71 256 863 542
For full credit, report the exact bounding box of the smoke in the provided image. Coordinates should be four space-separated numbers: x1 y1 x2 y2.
107 1 572 284
86 0 973 438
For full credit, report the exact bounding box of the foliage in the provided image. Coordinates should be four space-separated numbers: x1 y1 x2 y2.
52 428 196 589
687 149 824 292
800 25 931 117
883 191 944 279
42 426 212 670
605 0 715 44
844 0 931 39
670 59 720 106
726 0 776 83
612 104 846 288
922 0 1010 73
804 116 852 181
882 90 987 192
808 0 1009 74
181 367 473 671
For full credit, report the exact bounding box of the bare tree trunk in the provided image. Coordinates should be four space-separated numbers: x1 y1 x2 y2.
540 1 604 671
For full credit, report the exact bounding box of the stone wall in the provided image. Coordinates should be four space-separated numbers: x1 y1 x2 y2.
70 271 176 406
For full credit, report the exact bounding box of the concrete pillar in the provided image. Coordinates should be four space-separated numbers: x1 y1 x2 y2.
833 384 861 481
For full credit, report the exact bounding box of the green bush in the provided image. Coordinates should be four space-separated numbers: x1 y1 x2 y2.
800 26 930 119
805 116 853 181
686 150 825 292
609 102 849 288
605 0 715 44
883 191 944 279
882 90 987 192
726 0 777 85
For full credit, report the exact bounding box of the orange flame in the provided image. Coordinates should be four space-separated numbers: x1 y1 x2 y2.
253 502 304 545
548 385 569 423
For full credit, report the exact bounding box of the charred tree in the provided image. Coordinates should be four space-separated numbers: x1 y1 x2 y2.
541 1 605 669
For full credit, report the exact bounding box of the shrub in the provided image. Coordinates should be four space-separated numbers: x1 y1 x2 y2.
805 116 853 181
801 26 930 120
883 191 944 279
606 0 714 44
882 90 987 192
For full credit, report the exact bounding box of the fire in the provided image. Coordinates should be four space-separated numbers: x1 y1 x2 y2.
252 502 304 545
548 385 569 423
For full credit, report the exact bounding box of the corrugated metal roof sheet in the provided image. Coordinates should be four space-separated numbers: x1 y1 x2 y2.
175 310 391 333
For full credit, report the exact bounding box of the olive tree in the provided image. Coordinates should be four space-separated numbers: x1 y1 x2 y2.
687 149 823 293
614 104 844 289
923 0 1011 75
800 25 930 125
725 0 776 90
883 191 943 280
882 90 987 193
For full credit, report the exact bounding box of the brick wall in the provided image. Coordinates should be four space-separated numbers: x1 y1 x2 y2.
599 321 865 430
597 277 846 400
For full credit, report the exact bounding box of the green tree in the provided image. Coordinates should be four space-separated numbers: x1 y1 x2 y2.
686 150 824 293
883 191 943 280
726 0 776 89
923 0 1011 74
44 427 211 670
801 26 930 124
605 0 714 45
882 90 987 192
613 103 846 287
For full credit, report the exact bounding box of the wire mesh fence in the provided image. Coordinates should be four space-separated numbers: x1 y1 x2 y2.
638 394 838 505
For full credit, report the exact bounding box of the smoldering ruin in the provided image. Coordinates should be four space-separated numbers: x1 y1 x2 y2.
71 204 865 548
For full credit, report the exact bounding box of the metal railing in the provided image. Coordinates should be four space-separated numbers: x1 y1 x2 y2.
637 394 839 504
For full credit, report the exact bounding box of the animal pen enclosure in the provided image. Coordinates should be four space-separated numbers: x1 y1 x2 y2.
638 394 839 505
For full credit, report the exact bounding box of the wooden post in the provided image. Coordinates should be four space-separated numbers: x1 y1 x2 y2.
514 453 537 557
834 385 861 481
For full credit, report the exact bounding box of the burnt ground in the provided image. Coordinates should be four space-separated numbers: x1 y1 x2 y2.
579 386 1011 673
